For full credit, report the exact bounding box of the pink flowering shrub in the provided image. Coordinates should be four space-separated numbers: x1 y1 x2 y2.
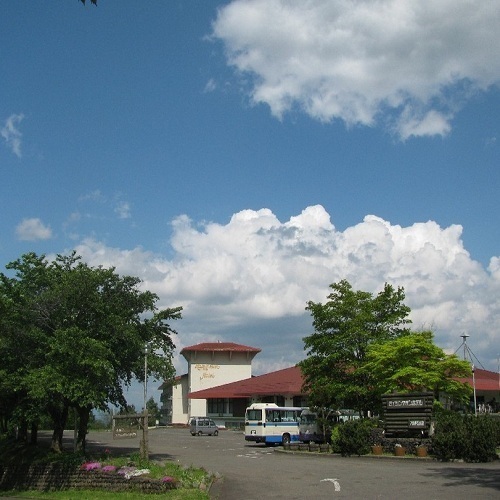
80 462 102 471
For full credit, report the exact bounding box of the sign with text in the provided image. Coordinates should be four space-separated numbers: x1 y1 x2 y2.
112 414 143 440
408 419 426 428
388 398 425 408
382 392 434 437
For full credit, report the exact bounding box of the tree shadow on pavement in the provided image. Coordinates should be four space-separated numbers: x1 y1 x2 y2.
426 466 500 493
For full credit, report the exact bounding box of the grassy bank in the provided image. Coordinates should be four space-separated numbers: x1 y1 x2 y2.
0 436 214 499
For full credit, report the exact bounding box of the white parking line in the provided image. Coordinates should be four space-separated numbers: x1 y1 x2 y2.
321 478 341 491
237 450 273 459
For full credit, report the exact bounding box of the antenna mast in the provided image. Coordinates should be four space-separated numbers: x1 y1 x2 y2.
454 333 483 416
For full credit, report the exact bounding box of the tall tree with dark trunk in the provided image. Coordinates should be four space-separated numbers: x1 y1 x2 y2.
0 251 182 452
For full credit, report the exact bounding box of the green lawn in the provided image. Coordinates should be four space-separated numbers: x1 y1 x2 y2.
0 437 213 499
0 489 209 499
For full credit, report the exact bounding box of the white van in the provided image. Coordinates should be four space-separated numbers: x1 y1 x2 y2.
189 417 219 436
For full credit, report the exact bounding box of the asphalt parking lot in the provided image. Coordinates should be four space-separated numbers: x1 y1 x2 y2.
80 426 500 499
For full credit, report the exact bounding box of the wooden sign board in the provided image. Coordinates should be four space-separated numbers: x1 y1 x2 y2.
112 414 143 440
382 392 434 437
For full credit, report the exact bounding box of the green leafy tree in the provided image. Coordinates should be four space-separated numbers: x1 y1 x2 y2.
360 331 472 405
0 252 181 452
0 253 51 442
146 397 160 426
119 404 138 415
300 279 411 416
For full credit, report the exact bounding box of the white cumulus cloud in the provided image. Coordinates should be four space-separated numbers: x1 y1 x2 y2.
1 113 24 157
212 0 500 139
71 205 500 375
16 218 53 241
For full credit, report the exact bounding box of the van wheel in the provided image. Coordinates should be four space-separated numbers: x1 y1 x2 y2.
191 432 196 436
214 430 219 436
198 431 203 436
282 434 291 445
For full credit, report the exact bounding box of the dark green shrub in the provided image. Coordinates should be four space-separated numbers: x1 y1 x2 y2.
432 411 498 462
432 410 467 461
336 419 372 456
494 417 500 446
329 425 340 453
462 415 498 463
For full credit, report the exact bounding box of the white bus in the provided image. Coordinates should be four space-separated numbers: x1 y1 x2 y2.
299 408 327 444
244 403 304 445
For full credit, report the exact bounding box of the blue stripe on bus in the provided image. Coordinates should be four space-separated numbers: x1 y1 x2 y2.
263 434 300 443
246 422 299 427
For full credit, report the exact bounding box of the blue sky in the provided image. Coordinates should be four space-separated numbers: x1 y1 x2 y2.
1 1 499 409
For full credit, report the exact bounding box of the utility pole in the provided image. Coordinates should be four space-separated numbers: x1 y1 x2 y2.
141 343 149 460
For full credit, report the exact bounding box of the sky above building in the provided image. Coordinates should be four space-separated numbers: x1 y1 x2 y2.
1 1 499 409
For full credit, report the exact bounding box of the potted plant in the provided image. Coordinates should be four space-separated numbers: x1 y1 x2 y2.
394 443 406 456
416 444 428 457
371 444 383 455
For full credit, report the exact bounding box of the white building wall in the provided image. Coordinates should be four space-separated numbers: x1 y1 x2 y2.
189 398 208 418
161 345 260 425
189 353 251 392
185 351 253 420
171 376 189 424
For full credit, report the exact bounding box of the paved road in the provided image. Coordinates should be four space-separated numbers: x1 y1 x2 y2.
82 427 500 499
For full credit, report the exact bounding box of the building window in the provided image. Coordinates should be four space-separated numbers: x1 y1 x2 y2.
207 398 233 415
293 396 308 407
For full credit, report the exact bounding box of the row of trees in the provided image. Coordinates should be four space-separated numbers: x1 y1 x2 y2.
0 252 474 452
300 280 472 416
0 252 181 452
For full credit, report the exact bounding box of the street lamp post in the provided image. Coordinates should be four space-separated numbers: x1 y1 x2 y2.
144 344 149 412
471 363 477 416
140 343 150 460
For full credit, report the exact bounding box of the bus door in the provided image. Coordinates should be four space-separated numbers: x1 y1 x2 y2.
265 409 282 441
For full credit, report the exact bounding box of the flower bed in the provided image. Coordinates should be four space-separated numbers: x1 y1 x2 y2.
0 462 177 494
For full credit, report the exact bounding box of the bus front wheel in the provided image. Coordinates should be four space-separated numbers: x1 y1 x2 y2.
282 434 291 445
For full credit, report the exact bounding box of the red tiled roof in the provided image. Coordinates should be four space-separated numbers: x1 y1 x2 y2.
188 365 305 399
181 342 261 355
457 368 500 391
187 365 500 400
